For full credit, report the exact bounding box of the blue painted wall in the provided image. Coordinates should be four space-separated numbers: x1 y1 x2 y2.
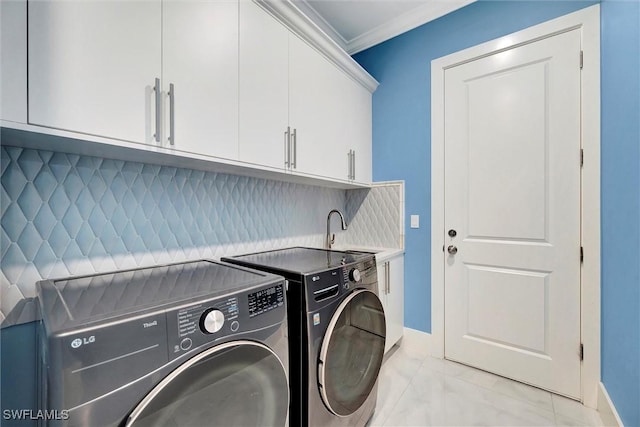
600 1 640 426
354 0 596 333
1 322 38 427
355 0 639 425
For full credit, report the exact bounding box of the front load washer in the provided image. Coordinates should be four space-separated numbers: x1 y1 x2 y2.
37 260 289 427
223 247 385 427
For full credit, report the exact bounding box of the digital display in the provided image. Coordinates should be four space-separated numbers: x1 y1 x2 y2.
248 284 284 318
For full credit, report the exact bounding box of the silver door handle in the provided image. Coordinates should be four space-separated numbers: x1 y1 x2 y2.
153 78 161 143
284 127 290 168
291 128 297 169
447 245 458 255
347 150 352 179
168 83 175 146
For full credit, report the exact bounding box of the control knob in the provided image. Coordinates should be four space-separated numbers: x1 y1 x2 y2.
349 268 361 283
200 309 225 334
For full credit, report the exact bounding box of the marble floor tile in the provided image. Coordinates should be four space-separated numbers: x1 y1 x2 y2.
440 360 501 390
552 394 603 426
372 347 427 425
373 343 604 427
489 376 554 412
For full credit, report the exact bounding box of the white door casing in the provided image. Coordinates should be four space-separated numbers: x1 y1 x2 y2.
431 5 600 406
444 29 581 398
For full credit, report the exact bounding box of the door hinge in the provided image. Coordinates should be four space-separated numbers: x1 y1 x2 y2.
580 51 584 69
580 246 584 263
580 343 584 361
580 149 584 167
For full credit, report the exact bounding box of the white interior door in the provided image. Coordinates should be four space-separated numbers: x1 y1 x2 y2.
444 29 582 398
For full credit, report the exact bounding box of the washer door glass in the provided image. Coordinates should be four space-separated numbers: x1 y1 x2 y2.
318 290 386 416
127 341 288 427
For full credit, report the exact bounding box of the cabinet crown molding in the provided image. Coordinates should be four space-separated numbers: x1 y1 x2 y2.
255 0 379 93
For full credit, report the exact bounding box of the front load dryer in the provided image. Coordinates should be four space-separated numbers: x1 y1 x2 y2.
37 260 289 427
223 247 385 427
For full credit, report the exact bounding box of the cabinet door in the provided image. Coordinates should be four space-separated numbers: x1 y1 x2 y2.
289 35 346 180
238 1 289 170
378 256 404 354
28 1 161 144
347 84 372 184
1 0 27 123
163 0 238 159
386 256 404 352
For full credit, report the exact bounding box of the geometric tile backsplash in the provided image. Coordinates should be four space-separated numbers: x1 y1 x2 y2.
344 182 404 249
1 145 348 326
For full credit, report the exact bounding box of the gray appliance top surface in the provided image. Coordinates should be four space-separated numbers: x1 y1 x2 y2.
225 247 371 276
38 260 279 332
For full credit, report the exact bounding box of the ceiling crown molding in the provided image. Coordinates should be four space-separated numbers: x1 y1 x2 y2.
256 0 379 92
292 0 349 51
344 0 476 55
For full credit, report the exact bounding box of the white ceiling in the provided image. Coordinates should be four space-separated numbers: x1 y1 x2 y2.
293 0 476 54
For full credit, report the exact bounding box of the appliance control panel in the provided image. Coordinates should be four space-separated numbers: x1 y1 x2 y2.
305 255 378 312
165 281 286 361
248 284 285 318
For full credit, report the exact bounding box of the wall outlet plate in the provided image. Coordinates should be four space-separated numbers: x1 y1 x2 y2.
410 215 419 228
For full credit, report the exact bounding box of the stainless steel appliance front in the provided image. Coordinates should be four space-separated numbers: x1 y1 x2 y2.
37 260 289 427
223 247 385 427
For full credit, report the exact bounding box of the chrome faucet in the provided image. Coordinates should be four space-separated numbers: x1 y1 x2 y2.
326 209 347 249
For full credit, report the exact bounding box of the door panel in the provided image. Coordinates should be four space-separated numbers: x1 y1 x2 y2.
28 1 161 144
163 0 238 159
238 0 289 170
289 35 346 180
467 62 548 240
466 265 548 353
444 29 581 397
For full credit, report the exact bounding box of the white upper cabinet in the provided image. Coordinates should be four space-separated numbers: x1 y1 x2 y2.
238 0 289 170
239 2 376 183
28 1 162 144
289 34 373 182
330 63 372 184
289 34 345 180
163 1 239 160
17 0 376 188
1 0 27 123
345 83 373 184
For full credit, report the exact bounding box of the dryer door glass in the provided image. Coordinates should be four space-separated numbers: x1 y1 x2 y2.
126 341 288 427
318 290 386 416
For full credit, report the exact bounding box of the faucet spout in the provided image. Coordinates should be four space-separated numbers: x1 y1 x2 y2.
326 209 347 249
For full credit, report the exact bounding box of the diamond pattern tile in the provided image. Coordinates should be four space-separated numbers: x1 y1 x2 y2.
1 145 348 326
345 182 404 249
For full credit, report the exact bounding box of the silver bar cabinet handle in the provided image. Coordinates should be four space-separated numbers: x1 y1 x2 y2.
284 127 290 168
153 78 161 142
168 83 175 146
352 150 356 181
347 150 352 179
291 128 297 169
386 261 390 294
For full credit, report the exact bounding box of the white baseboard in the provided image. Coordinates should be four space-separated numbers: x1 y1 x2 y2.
598 382 624 427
